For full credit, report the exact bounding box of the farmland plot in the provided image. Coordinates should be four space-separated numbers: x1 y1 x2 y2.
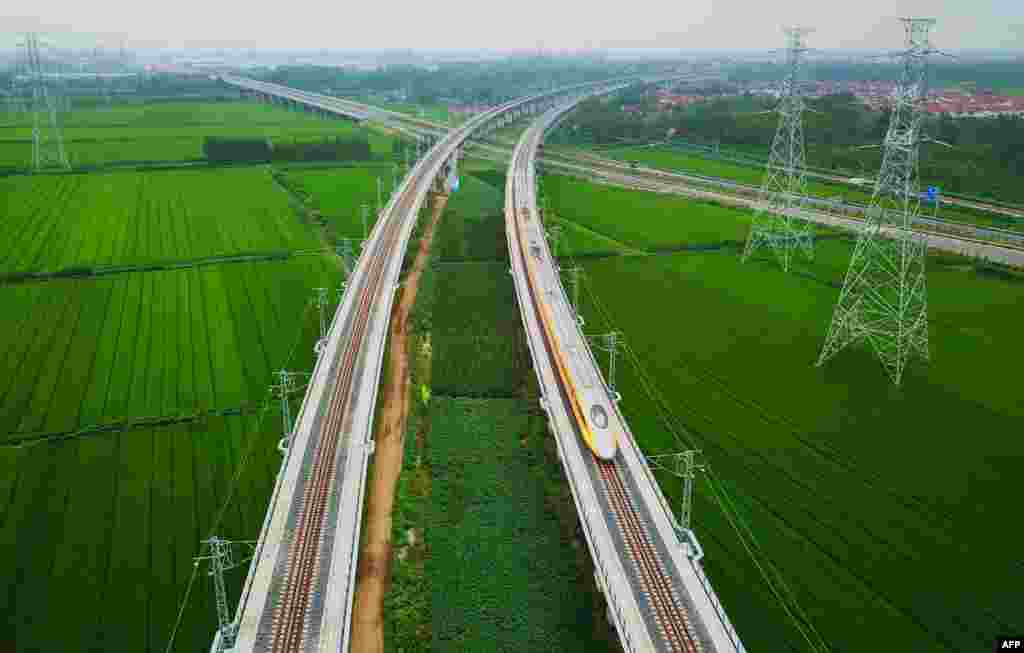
0 168 324 276
0 257 336 437
412 169 613 652
0 100 396 168
554 177 1024 652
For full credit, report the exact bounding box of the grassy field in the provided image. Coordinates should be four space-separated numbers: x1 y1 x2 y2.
551 177 1024 652
0 100 396 168
0 168 326 276
0 257 334 437
278 164 397 240
542 173 785 251
0 136 345 650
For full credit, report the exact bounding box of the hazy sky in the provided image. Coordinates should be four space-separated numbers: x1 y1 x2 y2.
2 0 1023 51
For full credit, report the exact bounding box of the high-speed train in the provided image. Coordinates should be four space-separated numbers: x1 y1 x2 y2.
514 204 618 460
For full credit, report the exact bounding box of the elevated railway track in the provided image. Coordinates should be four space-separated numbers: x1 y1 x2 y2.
506 86 745 653
215 75 686 653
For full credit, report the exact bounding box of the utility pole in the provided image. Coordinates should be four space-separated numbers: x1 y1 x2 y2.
546 223 562 258
197 536 253 652
337 238 357 278
817 18 938 385
563 265 582 314
274 369 296 453
742 27 815 271
313 287 329 357
589 331 621 399
647 450 705 534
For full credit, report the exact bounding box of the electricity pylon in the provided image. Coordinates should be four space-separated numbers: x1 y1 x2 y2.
741 27 814 271
817 18 937 385
19 33 68 170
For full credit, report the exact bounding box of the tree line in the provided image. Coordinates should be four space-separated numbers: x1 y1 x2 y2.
203 135 373 163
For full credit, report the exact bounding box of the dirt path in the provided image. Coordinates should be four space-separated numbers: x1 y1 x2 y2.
350 193 447 653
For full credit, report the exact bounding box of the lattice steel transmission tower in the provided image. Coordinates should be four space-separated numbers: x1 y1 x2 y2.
741 27 814 271
19 33 69 170
817 18 938 385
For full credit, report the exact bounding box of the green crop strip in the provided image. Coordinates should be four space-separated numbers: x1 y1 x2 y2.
545 175 1024 652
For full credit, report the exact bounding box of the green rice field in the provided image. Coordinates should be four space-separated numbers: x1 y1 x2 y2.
0 167 325 276
278 165 396 239
0 100 396 168
0 111 348 649
547 174 1024 652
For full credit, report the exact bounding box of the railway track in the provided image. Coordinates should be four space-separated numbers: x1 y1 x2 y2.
268 153 420 652
507 95 710 653
598 460 702 653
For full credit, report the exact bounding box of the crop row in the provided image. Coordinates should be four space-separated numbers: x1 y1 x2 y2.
0 168 324 276
543 173 756 250
0 256 337 437
279 166 388 239
0 412 282 652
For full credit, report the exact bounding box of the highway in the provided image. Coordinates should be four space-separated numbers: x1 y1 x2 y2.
506 89 745 652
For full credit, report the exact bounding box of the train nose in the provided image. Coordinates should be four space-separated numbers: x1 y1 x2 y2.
594 436 618 461
589 405 618 460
